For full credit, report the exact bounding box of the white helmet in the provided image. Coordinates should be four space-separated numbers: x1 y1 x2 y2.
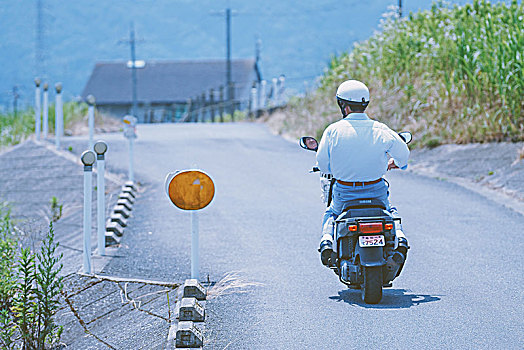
336 80 369 116
336 80 369 103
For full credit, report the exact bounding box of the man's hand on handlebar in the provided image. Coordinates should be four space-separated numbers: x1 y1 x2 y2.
388 158 399 170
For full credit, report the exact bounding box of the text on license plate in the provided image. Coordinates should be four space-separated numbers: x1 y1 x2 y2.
359 235 385 247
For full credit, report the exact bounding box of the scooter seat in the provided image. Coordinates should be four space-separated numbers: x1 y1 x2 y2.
343 198 387 210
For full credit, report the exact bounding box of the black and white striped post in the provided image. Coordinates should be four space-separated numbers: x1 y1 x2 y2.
94 141 108 256
81 150 96 274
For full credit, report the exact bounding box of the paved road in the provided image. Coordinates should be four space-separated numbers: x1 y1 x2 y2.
67 123 523 349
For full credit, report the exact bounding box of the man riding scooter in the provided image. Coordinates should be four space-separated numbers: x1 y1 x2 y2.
317 79 410 267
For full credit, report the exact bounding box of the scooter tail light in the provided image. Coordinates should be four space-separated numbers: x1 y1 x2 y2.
360 222 383 233
348 225 358 232
385 223 394 230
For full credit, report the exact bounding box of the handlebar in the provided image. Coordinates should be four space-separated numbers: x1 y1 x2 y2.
310 167 333 179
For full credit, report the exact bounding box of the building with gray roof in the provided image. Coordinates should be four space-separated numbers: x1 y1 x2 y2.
81 59 259 122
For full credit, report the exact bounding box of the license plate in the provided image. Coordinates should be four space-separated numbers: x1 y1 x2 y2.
359 235 385 247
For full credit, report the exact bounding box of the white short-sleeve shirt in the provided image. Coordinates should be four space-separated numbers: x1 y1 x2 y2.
316 113 410 182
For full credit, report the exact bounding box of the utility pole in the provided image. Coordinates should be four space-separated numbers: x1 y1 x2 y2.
119 23 142 118
130 23 138 118
211 8 237 116
129 22 137 118
399 0 402 18
226 7 232 103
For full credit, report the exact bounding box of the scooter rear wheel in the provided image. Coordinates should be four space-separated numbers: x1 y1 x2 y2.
362 266 383 304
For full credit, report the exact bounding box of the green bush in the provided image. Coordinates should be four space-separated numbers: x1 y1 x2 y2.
0 204 63 349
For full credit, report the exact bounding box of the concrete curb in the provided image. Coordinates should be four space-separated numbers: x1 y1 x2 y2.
105 182 139 246
166 279 207 349
409 166 524 217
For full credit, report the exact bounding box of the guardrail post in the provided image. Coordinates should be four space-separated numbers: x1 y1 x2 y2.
194 96 198 123
201 92 206 122
278 75 286 106
94 141 108 256
228 82 235 121
55 83 63 149
194 95 199 123
272 77 278 107
42 83 49 139
186 99 192 122
219 85 225 123
259 79 267 110
86 95 96 150
34 78 41 141
209 88 216 123
250 83 257 119
81 150 96 274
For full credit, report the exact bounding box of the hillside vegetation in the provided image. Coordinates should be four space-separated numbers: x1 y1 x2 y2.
272 0 523 147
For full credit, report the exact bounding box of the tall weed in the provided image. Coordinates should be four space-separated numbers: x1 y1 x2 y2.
0 101 88 148
281 0 523 146
0 207 17 349
0 205 64 349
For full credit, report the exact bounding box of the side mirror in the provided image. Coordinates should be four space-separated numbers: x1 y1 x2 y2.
398 131 412 144
299 136 318 152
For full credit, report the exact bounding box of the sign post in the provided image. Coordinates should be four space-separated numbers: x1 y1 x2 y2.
191 211 199 280
123 115 137 183
165 170 215 281
81 150 96 274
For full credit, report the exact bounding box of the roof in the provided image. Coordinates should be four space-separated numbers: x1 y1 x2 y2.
81 59 257 105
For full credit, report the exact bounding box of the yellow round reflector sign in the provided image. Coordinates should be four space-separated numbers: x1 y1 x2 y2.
165 170 215 210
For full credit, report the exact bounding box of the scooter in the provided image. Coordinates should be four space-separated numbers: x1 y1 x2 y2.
299 132 412 304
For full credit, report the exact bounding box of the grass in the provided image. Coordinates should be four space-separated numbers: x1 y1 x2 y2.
206 271 263 300
0 101 88 148
275 0 523 148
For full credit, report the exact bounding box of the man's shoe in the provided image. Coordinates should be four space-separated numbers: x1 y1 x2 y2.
319 240 334 266
396 237 409 256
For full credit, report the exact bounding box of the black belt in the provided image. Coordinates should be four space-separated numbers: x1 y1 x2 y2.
337 178 382 186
